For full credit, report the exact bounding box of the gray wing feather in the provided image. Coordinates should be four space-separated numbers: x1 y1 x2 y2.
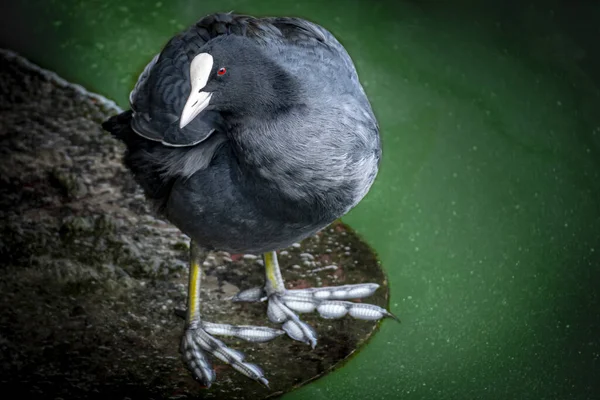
266 17 356 74
129 53 159 112
260 17 372 121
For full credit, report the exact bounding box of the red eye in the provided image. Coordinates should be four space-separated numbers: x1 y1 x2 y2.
217 67 226 76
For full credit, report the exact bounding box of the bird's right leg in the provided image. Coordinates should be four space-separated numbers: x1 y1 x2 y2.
179 241 285 388
233 251 397 348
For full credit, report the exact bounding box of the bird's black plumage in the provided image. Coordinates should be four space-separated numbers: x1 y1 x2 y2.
103 12 380 253
101 12 390 388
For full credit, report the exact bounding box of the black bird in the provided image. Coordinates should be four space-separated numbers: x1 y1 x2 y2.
103 12 393 388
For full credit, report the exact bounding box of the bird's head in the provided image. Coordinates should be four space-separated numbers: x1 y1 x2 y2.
179 35 297 129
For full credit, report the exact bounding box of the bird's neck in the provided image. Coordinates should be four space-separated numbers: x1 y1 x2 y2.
228 111 304 163
236 58 300 119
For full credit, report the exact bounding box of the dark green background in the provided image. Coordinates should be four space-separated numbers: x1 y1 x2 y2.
1 1 598 399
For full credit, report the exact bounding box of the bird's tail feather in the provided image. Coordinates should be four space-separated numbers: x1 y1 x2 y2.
102 110 143 148
102 110 175 212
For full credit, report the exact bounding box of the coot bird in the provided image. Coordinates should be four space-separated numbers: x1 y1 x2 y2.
103 12 393 388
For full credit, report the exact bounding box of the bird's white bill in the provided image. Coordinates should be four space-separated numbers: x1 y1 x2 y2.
179 53 214 129
180 90 212 129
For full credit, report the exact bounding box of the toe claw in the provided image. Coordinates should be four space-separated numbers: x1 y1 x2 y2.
259 377 270 388
230 361 269 387
387 310 401 323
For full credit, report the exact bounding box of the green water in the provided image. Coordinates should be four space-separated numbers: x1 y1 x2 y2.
2 1 598 398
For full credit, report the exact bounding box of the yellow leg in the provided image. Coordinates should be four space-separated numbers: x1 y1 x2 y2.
263 251 285 295
180 242 283 388
186 240 203 325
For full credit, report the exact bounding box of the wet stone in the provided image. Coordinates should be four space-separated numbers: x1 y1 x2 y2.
0 50 390 399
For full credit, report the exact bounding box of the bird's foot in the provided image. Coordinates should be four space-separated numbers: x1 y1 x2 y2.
233 283 397 347
180 320 285 388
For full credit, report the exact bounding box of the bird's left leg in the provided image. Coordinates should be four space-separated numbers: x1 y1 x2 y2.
233 251 397 348
179 241 284 388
